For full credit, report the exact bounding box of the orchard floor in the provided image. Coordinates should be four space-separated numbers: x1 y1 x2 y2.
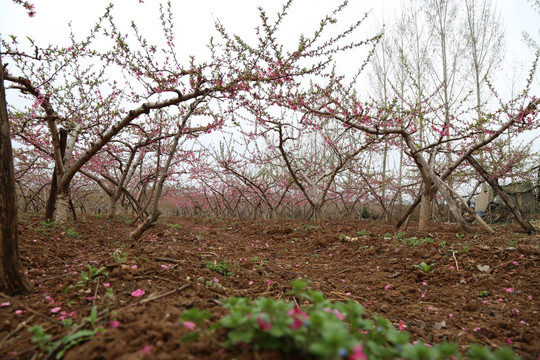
1 214 540 360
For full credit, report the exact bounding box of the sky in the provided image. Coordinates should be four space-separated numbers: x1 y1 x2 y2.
1 0 538 63
1 0 538 89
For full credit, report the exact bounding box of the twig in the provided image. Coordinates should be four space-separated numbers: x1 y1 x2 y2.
451 250 460 271
140 284 190 305
0 293 64 326
92 278 100 308
329 267 352 277
0 315 35 345
154 257 185 264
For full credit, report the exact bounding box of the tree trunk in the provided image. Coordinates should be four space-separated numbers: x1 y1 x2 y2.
55 186 72 225
0 55 31 295
45 128 67 221
418 180 434 231
106 197 117 219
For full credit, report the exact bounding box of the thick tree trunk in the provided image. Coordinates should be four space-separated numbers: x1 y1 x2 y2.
418 180 434 231
0 56 31 295
106 197 117 219
55 186 72 225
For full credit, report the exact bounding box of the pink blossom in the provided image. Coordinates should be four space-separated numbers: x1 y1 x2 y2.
398 320 405 331
505 336 513 344
267 280 273 286
504 287 514 293
290 316 304 330
140 345 152 355
109 321 120 328
15 310 23 315
449 314 453 318
0 302 10 307
131 265 137 270
161 265 169 269
349 345 367 360
248 281 254 285
182 321 196 331
131 289 145 297
257 317 272 331
104 283 110 287
384 284 391 290
51 307 61 313
288 306 309 320
214 277 219 283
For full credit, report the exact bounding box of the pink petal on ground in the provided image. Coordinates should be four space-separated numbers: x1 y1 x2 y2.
109 321 120 328
104 283 110 287
140 345 152 355
131 289 145 297
51 307 61 313
131 265 137 270
15 310 23 315
0 302 10 307
504 287 514 293
161 265 169 269
183 321 196 331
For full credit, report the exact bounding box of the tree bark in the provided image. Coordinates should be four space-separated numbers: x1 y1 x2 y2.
0 55 31 295
55 186 72 224
467 154 536 233
418 180 434 231
45 128 67 221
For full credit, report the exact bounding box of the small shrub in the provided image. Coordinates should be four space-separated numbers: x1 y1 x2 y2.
64 227 79 238
401 236 434 246
179 280 518 359
112 249 128 263
413 262 436 273
77 264 108 287
205 260 237 277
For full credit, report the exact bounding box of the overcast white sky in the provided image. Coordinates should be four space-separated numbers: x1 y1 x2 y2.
1 0 538 101
1 0 538 63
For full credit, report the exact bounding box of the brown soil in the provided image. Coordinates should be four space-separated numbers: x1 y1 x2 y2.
1 214 540 359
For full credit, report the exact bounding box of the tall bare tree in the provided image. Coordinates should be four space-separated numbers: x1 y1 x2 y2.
0 53 31 295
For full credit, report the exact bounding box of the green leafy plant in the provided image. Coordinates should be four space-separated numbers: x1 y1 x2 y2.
40 219 55 228
477 290 490 298
205 260 238 277
112 249 128 263
168 223 182 229
413 262 436 273
77 264 108 287
28 325 52 351
455 233 465 239
401 236 434 246
179 280 518 359
28 306 105 359
357 229 370 236
64 227 79 238
463 245 470 255
179 308 213 342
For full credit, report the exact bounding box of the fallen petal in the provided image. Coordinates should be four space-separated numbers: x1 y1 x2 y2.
131 289 145 297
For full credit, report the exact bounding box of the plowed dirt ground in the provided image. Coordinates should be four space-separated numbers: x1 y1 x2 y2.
1 214 539 359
